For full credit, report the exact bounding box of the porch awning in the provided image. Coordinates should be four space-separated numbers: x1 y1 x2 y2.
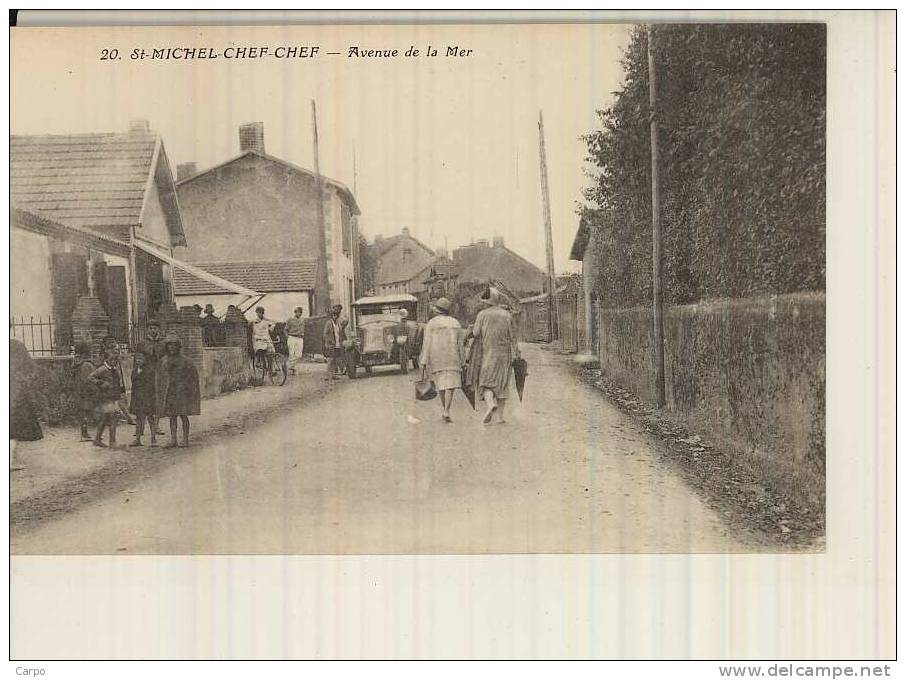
133 240 261 297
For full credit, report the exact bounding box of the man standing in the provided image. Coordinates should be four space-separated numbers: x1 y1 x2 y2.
285 306 306 375
200 303 220 346
321 304 346 380
252 306 276 369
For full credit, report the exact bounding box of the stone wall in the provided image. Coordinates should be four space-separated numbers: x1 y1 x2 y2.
201 347 252 398
598 292 825 511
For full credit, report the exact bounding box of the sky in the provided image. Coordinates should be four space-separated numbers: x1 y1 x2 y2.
11 23 631 272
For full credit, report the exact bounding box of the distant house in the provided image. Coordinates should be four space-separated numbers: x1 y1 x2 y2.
173 259 317 321
10 121 188 350
175 122 360 318
569 212 601 354
452 236 546 297
369 227 436 296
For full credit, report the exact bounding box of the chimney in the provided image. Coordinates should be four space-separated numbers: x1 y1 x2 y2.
401 227 410 237
176 162 198 182
239 122 265 154
476 238 489 248
129 119 151 134
492 235 505 248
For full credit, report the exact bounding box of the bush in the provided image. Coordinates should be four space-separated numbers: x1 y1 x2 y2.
583 24 826 307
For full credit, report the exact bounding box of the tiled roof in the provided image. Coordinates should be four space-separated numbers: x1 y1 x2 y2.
11 206 130 257
10 132 161 242
172 259 318 295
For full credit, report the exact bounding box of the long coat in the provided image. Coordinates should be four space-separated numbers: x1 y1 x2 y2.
155 354 201 416
419 314 463 374
129 364 157 416
471 305 518 398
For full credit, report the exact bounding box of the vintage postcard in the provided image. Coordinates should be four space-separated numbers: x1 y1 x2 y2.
7 10 894 661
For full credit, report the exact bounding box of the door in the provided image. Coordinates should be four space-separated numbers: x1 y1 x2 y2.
106 266 129 343
51 252 89 353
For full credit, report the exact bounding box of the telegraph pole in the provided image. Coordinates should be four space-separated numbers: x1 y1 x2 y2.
311 100 330 315
537 110 559 340
647 26 666 408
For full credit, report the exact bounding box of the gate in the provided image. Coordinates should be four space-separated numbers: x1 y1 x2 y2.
558 293 578 353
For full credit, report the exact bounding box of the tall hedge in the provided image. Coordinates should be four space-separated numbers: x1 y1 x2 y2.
583 24 825 307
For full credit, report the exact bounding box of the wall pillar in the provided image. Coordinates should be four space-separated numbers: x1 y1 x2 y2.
222 305 250 353
168 306 203 369
70 296 109 358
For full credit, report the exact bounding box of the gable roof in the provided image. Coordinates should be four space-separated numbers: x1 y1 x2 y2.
172 259 317 296
176 150 361 215
10 131 186 246
570 221 590 261
454 244 546 288
371 232 436 285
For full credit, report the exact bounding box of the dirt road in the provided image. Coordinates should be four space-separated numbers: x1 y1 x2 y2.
11 344 761 554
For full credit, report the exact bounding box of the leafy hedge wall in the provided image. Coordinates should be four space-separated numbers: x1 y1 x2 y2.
583 24 825 307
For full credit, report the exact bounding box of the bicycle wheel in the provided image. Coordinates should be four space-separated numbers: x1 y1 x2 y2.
274 354 288 386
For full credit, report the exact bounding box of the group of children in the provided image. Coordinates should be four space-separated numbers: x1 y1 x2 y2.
72 321 201 449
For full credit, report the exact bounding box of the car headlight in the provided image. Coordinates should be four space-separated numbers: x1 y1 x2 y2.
396 335 408 344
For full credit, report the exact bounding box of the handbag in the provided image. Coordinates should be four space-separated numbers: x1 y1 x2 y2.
414 367 437 401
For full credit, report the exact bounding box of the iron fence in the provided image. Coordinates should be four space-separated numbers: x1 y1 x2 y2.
9 316 64 357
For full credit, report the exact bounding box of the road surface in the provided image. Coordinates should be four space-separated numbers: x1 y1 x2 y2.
11 344 757 554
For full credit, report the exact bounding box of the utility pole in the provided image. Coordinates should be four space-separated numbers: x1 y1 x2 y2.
647 26 666 408
537 110 559 340
311 100 330 315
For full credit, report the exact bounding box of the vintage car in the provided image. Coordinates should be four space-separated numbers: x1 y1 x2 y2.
346 294 423 378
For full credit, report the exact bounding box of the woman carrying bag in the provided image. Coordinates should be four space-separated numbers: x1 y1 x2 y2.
418 297 464 423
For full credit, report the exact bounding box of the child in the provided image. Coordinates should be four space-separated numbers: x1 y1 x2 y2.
129 350 157 447
101 337 134 426
88 347 125 448
71 342 96 442
156 333 201 448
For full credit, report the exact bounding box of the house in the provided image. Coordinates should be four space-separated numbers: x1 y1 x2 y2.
10 122 189 351
568 211 601 354
369 227 436 296
174 122 360 318
451 236 546 297
173 259 317 321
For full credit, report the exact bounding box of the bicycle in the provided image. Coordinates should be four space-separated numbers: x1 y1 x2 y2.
253 324 289 386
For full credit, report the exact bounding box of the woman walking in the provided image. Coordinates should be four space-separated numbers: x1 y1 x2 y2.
470 287 521 424
418 297 463 422
155 333 201 448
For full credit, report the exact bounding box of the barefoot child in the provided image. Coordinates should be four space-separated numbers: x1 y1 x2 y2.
128 350 157 447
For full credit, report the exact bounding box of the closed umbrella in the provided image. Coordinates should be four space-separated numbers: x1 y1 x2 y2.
461 337 480 410
512 357 528 402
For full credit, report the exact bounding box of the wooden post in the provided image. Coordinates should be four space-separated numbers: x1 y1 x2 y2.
312 100 331 315
647 26 666 408
537 110 559 340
